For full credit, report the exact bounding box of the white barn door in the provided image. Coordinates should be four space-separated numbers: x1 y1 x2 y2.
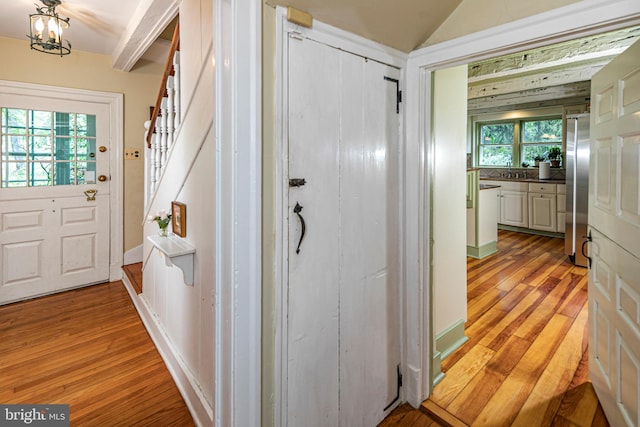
286 36 402 426
589 39 640 426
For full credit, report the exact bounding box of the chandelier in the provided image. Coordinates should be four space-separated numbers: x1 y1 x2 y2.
28 0 71 56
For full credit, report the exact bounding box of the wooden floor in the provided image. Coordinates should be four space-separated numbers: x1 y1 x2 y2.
381 230 608 427
0 281 193 426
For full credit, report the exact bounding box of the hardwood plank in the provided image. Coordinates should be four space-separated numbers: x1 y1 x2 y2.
421 400 467 427
123 262 143 294
471 314 574 426
0 281 194 426
430 345 495 407
511 304 588 427
378 403 441 427
445 335 531 425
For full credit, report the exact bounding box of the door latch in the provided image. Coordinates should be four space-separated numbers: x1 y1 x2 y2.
289 178 307 187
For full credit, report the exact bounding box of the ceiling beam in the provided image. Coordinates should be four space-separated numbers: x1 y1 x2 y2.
111 0 179 72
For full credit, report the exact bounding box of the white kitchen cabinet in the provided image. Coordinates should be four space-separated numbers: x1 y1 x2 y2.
557 184 566 233
528 182 558 232
501 190 528 228
528 193 557 231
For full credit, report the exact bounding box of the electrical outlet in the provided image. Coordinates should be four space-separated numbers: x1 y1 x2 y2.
124 148 141 160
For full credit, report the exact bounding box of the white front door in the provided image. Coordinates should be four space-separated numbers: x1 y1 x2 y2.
589 38 640 426
0 95 111 304
287 36 402 426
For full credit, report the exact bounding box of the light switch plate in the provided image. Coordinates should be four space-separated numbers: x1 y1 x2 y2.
124 148 141 160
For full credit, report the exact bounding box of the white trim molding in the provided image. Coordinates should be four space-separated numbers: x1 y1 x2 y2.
0 80 124 283
214 0 262 426
405 0 640 408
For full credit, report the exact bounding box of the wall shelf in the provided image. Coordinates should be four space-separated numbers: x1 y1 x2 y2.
147 234 195 286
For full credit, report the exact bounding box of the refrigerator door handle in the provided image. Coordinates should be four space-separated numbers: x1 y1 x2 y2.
582 230 592 269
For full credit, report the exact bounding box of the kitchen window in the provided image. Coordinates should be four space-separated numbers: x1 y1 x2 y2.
477 117 562 167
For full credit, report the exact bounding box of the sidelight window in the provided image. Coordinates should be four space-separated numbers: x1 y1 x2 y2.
1 108 97 187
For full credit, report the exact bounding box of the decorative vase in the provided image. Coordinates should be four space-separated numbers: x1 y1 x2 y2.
158 227 168 237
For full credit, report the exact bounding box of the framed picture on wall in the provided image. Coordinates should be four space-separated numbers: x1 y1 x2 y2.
171 201 186 237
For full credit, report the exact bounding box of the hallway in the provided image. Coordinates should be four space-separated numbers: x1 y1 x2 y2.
0 281 193 425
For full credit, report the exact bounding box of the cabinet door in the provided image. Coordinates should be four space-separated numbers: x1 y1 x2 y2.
529 193 557 231
500 190 528 227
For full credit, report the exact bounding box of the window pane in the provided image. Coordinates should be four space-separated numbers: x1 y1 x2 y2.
54 161 73 185
54 137 75 160
2 109 27 134
522 145 556 164
3 135 27 160
54 113 75 137
481 123 514 145
77 114 96 138
30 111 52 136
76 137 96 161
30 136 52 160
480 146 513 166
2 162 27 187
522 119 562 143
31 162 52 186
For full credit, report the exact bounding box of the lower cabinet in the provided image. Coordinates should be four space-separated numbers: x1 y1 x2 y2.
528 193 557 232
500 190 528 228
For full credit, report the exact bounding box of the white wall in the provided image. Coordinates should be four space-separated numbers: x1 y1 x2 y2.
141 0 215 419
432 65 468 335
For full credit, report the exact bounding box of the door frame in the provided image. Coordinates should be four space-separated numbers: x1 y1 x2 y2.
406 0 640 407
0 80 124 282
272 8 408 425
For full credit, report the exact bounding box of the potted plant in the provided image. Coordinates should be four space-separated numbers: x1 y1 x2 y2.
547 147 563 168
533 154 544 167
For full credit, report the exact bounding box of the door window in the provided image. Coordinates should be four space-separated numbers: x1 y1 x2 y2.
1 108 97 187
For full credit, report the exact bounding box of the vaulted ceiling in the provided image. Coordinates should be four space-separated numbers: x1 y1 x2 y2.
268 0 462 52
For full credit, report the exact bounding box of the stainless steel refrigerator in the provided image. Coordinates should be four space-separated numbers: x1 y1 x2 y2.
565 113 590 267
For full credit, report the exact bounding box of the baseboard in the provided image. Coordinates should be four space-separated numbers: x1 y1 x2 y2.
467 241 498 259
436 320 468 360
124 244 143 265
431 351 445 386
498 224 564 239
121 275 213 426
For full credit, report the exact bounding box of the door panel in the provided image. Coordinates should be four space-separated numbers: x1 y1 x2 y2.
287 36 401 426
589 39 640 426
590 227 640 427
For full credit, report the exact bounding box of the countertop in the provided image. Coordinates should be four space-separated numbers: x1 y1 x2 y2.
479 184 501 190
480 177 565 184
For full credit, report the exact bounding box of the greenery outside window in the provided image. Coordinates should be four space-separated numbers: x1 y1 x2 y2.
1 108 97 188
477 116 562 167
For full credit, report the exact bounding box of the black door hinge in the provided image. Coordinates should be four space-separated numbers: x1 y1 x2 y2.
384 76 402 114
383 364 403 412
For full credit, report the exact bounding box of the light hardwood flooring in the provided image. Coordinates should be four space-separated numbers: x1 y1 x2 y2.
0 281 194 426
381 230 608 427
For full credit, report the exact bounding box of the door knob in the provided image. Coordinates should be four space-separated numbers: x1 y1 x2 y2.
98 175 108 182
98 146 107 152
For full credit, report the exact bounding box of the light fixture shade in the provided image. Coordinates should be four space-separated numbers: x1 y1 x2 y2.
28 0 71 56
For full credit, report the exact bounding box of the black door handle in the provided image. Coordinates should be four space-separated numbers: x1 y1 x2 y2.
581 230 592 269
294 202 306 254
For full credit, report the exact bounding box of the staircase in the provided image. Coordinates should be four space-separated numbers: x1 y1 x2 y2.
144 22 181 207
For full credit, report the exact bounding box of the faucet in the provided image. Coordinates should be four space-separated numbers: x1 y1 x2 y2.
506 161 512 179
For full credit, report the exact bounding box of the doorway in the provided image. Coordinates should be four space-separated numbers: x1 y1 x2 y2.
0 81 123 304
